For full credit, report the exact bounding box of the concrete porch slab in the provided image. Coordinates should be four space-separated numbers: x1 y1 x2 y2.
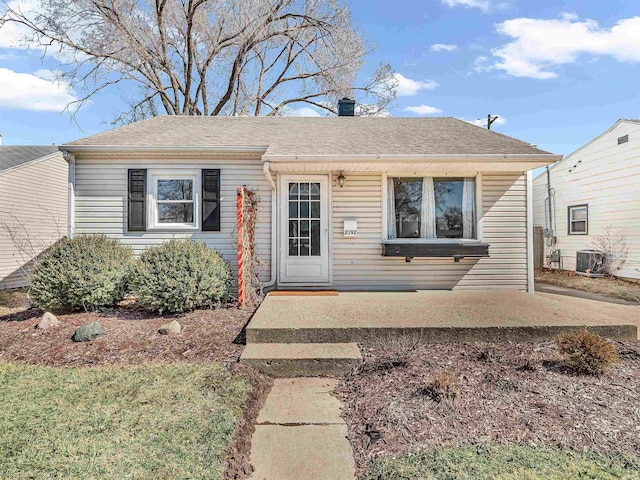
247 290 639 343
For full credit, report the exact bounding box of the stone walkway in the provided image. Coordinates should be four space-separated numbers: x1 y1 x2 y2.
249 378 356 480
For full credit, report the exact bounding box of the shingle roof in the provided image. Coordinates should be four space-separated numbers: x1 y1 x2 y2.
0 146 60 172
63 116 554 157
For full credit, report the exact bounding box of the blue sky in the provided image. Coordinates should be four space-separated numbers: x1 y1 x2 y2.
1 0 639 166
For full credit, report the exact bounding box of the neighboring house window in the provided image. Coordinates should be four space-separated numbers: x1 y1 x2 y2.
568 204 588 235
149 171 200 229
387 177 476 240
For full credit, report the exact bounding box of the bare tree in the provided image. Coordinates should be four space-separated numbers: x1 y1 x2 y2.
592 225 629 275
1 0 396 123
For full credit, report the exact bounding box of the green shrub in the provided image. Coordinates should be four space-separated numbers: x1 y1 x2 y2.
556 330 619 375
130 240 232 314
30 235 133 311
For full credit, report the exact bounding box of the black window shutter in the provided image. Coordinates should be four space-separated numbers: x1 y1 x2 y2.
128 169 147 231
202 169 221 231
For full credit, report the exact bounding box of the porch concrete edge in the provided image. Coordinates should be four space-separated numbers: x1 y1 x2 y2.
246 324 638 344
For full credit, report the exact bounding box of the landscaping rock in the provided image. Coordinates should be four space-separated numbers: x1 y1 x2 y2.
72 322 104 342
158 320 182 335
35 312 61 330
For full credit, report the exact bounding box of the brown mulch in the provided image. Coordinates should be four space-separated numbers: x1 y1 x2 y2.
225 363 273 480
0 302 253 367
535 268 640 303
335 339 640 476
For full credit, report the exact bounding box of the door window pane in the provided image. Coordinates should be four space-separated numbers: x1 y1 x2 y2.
434 178 464 239
300 201 309 218
311 201 320 218
289 183 298 200
311 220 320 256
310 183 320 200
289 201 298 219
299 183 310 200
289 239 298 256
300 220 310 236
299 238 310 256
394 179 422 238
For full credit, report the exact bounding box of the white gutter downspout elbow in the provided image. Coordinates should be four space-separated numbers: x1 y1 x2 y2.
262 161 277 289
62 150 75 239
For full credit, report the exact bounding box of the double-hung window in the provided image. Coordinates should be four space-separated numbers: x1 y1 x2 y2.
387 177 476 240
149 171 200 229
568 204 588 235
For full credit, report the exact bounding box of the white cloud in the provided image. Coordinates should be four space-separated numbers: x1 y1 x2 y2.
485 14 640 79
441 0 491 12
404 105 443 115
464 115 507 127
431 43 458 52
394 73 439 96
0 68 78 111
283 106 322 117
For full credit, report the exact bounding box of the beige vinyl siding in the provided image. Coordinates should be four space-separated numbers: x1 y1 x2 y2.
331 172 528 291
73 156 272 287
533 121 640 278
0 154 68 289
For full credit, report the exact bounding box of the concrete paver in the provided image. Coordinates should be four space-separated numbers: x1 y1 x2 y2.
250 378 356 480
257 378 343 425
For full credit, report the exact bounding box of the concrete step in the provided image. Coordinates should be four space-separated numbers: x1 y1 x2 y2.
240 343 362 377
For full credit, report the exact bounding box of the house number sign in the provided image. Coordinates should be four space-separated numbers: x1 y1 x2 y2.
344 218 357 237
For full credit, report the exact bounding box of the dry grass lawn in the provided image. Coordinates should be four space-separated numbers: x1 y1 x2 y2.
0 363 250 480
535 268 640 303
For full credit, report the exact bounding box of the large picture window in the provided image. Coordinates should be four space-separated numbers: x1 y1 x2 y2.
388 177 476 240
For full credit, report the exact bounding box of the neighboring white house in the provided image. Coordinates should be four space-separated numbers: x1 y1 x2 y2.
533 119 640 279
60 109 560 293
0 145 68 289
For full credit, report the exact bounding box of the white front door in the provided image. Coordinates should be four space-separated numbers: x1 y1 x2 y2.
279 175 330 284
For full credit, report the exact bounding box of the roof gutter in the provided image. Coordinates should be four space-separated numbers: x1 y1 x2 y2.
262 153 563 163
60 145 268 154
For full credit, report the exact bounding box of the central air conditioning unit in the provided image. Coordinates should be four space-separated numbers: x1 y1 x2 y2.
576 249 607 277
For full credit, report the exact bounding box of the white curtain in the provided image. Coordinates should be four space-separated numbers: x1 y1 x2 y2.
387 177 397 239
462 177 476 239
421 177 436 238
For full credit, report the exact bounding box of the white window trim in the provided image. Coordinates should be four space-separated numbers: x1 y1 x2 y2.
568 204 588 235
147 169 201 231
381 173 483 243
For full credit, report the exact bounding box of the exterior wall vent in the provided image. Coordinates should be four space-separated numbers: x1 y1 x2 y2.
618 134 629 145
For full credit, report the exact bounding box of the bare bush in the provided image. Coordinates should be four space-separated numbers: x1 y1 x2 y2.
592 225 629 275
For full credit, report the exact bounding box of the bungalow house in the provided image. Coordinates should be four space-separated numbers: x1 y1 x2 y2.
0 144 68 289
60 105 560 292
533 119 640 279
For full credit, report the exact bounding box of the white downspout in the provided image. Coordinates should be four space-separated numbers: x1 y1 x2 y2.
526 170 534 294
62 151 76 238
263 161 277 288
